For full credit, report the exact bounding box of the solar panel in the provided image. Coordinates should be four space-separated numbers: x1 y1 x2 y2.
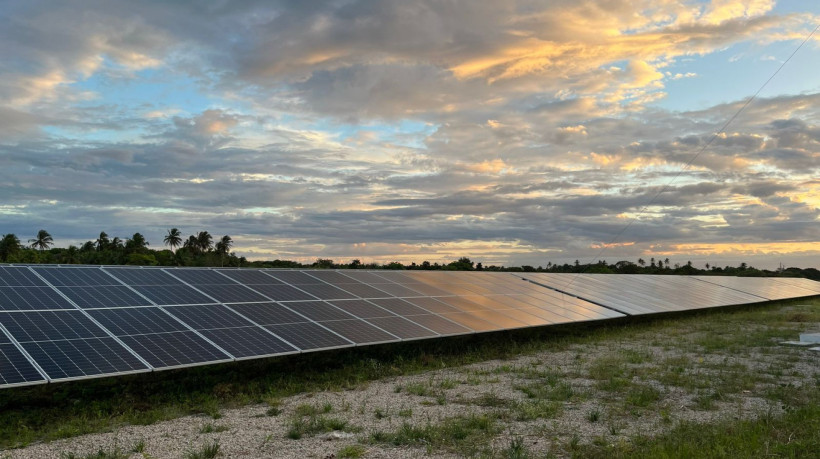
0 286 75 311
0 265 817 389
0 267 47 287
0 343 45 386
0 310 150 381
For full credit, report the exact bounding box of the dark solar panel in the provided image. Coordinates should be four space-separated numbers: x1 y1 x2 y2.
200 327 297 358
0 267 47 287
264 271 318 284
227 302 308 326
216 269 284 285
328 300 394 318
57 286 152 309
22 338 148 380
265 322 352 350
193 284 269 303
164 304 256 329
130 285 216 305
0 286 75 310
0 310 110 341
165 269 235 285
0 343 45 386
332 282 395 299
365 316 437 339
292 284 358 300
0 266 815 390
34 267 119 287
104 268 184 286
88 307 188 336
244 283 317 301
320 319 397 344
119 332 230 368
289 301 355 321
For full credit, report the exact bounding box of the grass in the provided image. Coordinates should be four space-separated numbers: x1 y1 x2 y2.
370 413 499 455
338 444 367 458
1 297 818 454
183 440 220 459
199 422 229 434
60 447 129 459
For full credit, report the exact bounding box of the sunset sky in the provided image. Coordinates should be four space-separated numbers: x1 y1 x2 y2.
1 0 819 268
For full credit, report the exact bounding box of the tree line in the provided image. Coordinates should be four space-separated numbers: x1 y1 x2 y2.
0 230 817 281
0 229 239 267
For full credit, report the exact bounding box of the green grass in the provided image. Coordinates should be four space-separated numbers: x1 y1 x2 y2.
199 422 229 434
60 447 129 459
183 440 220 459
575 387 820 458
338 444 367 458
370 414 499 455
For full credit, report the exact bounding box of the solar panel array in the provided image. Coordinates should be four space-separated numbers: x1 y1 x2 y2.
0 265 817 389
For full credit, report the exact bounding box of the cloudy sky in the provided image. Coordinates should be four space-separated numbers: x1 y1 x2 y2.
1 0 819 268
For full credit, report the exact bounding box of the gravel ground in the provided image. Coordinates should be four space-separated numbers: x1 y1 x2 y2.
5 325 818 459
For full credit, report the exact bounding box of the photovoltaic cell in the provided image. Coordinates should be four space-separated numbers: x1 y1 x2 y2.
119 332 230 368
216 269 284 285
228 302 309 325
104 268 184 286
199 326 297 358
164 304 256 329
0 267 47 287
0 310 110 342
191 284 270 303
56 286 152 309
0 286 75 310
0 343 45 385
328 300 395 318
34 267 120 287
243 284 317 301
406 314 473 335
22 337 148 380
130 285 216 305
265 322 352 350
0 265 816 390
320 319 397 344
290 301 356 321
365 316 437 339
88 307 188 336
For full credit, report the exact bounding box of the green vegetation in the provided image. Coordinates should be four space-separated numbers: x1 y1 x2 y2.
2 230 819 280
60 447 128 459
337 444 367 458
369 414 499 455
183 440 220 459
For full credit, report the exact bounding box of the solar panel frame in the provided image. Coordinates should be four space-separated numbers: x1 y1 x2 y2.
0 265 817 390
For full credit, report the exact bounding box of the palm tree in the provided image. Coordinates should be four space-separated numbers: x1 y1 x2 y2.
164 228 182 252
126 233 149 252
28 229 53 251
215 235 232 255
96 231 110 251
183 235 199 253
196 231 213 252
215 235 233 267
0 234 22 261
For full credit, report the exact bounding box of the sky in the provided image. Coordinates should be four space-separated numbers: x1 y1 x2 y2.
1 0 819 269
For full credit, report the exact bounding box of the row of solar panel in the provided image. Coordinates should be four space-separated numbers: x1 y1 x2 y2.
0 266 818 389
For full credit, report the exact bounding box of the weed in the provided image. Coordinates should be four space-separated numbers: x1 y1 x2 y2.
60 447 129 459
587 408 601 423
398 408 413 418
374 407 387 419
199 422 229 434
503 436 530 459
130 439 146 453
338 444 366 458
184 440 220 459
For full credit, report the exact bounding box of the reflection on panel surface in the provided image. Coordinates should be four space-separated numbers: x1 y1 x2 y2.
0 265 817 389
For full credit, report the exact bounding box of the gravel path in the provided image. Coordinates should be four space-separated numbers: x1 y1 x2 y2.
6 329 817 459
